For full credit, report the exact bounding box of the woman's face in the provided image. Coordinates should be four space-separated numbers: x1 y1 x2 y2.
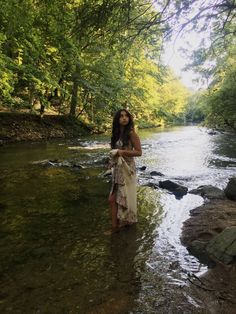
119 110 129 126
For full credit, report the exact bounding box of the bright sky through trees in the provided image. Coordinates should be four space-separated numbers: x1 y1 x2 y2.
158 0 215 91
163 31 203 91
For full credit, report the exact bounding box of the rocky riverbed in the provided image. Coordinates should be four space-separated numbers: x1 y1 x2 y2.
180 178 236 313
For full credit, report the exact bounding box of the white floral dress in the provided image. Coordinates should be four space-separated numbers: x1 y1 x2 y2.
110 139 137 225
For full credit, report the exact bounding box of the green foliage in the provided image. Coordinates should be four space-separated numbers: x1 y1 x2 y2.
0 0 190 130
203 48 236 129
184 93 206 123
165 0 236 130
185 47 236 130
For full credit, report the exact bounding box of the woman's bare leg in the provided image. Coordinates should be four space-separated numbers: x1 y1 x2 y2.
108 193 119 229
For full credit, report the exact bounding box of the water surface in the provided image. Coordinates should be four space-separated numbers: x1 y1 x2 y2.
0 126 236 313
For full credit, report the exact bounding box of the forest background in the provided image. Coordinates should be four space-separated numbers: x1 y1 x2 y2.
0 0 235 136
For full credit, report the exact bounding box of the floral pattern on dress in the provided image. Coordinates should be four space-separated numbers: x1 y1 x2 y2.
110 140 137 224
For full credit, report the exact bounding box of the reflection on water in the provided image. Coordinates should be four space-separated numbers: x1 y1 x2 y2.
0 126 236 313
138 126 236 190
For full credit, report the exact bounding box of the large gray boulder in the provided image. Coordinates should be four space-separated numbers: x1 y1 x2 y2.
206 226 236 264
189 185 225 200
181 199 236 266
224 177 236 201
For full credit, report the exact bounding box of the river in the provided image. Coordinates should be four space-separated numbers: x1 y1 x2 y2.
0 125 236 313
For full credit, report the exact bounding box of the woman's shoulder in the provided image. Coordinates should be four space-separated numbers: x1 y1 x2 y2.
129 129 140 147
129 128 139 138
129 128 136 135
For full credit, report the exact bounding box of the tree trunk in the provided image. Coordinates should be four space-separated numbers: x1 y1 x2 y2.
70 62 81 117
40 104 45 118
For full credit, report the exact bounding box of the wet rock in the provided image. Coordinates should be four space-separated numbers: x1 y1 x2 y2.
100 156 110 165
189 185 225 200
32 159 84 169
150 170 164 176
197 264 236 313
59 160 84 168
208 130 217 135
139 166 147 171
224 177 236 201
32 159 53 166
187 240 215 267
159 180 188 197
169 260 180 270
99 169 112 177
58 160 73 167
206 226 236 265
91 156 109 166
32 159 59 167
181 199 236 266
144 182 159 189
71 162 84 169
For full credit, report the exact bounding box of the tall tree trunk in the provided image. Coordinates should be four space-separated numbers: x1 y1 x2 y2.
70 62 81 117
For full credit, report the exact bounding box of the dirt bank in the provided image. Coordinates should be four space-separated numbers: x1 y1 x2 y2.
0 112 90 143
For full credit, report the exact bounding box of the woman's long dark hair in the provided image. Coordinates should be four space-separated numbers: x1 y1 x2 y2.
111 109 134 149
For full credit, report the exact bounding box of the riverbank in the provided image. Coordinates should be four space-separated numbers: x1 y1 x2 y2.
0 111 162 144
0 112 91 144
181 182 236 313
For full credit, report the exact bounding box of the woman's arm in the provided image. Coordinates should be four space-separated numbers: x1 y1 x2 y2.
117 131 142 157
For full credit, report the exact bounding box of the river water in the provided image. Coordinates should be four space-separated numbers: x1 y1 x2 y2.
0 126 235 313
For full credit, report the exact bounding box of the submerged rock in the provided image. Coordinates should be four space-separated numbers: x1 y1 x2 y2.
31 159 84 169
99 169 112 178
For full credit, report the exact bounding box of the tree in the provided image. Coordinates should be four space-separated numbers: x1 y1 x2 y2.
0 0 191 129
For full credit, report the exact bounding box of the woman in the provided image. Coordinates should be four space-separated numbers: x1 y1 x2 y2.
108 109 142 232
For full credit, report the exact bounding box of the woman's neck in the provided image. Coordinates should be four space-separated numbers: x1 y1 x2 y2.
119 126 124 136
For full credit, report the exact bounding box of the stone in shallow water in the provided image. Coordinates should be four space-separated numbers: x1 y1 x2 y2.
150 170 164 176
189 185 225 200
224 177 236 201
159 180 188 198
